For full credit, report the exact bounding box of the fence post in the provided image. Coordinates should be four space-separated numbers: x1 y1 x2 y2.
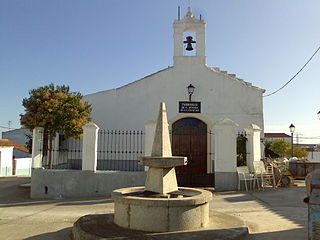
213 118 238 191
52 134 60 167
32 127 44 168
82 122 100 171
245 124 262 172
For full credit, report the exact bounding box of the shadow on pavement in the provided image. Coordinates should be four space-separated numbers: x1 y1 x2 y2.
247 228 307 240
0 198 113 208
73 213 248 240
219 184 307 235
217 194 255 203
24 228 72 240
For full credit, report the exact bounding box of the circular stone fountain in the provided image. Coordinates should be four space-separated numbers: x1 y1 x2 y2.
111 102 212 232
112 187 212 232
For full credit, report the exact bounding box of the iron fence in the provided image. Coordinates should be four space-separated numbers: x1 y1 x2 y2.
41 136 82 169
237 131 250 166
40 129 218 171
40 129 145 171
97 130 145 171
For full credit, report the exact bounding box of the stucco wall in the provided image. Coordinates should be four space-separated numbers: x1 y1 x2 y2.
15 158 32 175
31 168 146 199
2 129 31 146
30 168 237 198
13 149 31 158
308 152 320 162
83 61 264 133
0 147 13 176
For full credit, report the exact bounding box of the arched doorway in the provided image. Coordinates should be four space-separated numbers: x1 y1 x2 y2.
172 117 213 186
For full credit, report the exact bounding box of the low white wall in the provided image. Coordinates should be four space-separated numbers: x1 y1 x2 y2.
0 147 13 176
31 168 146 199
14 158 32 175
308 152 320 162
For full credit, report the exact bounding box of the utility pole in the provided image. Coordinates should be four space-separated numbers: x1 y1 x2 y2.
8 121 12 130
295 132 302 145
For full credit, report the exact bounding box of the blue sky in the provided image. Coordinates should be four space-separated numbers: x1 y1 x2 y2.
1 0 320 143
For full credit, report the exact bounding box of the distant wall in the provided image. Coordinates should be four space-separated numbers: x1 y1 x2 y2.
31 168 146 199
2 128 31 146
14 149 31 158
0 147 13 176
15 158 31 175
308 152 320 162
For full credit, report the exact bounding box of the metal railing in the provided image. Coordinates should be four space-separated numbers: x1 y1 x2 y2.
40 129 145 171
97 130 145 171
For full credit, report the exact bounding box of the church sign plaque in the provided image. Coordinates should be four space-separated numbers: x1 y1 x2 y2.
179 101 201 113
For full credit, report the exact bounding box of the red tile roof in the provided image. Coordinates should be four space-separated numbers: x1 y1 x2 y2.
0 139 29 153
264 133 292 138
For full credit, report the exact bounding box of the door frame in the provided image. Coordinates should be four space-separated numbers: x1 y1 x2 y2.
169 113 213 174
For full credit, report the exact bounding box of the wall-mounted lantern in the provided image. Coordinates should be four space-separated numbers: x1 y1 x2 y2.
187 84 195 102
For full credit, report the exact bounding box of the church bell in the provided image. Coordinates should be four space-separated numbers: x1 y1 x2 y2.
184 36 195 51
186 43 193 51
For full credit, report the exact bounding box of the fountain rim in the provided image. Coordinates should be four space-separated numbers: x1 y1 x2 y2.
111 186 212 207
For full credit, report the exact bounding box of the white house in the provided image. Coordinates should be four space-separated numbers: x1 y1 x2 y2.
0 146 13 176
265 133 292 143
0 139 31 176
82 8 265 190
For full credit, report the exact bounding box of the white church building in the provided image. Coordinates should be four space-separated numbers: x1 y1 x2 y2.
83 8 265 190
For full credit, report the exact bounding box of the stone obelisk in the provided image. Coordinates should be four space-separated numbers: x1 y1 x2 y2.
139 102 187 195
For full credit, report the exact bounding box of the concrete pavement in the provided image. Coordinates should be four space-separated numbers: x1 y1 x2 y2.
0 176 307 240
211 181 307 240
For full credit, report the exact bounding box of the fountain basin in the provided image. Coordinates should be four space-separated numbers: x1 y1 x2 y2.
112 186 212 232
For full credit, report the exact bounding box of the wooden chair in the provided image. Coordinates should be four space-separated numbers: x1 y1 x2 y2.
236 166 260 191
253 161 276 188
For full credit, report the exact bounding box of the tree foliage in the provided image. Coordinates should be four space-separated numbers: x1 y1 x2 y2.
21 83 92 168
265 139 308 159
269 139 291 158
288 146 308 159
237 134 247 166
264 140 279 158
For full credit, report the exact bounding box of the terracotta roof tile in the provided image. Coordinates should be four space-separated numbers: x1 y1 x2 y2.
264 133 292 138
0 139 29 153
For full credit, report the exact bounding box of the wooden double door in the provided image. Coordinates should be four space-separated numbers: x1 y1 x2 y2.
172 117 213 186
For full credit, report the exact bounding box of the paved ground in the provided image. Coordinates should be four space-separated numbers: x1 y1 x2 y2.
0 176 308 240
211 182 307 240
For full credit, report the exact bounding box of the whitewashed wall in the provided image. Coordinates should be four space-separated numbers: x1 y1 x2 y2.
83 62 264 133
0 147 13 176
14 158 32 175
308 152 320 162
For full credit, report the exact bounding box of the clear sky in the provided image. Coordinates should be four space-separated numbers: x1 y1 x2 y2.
1 0 320 143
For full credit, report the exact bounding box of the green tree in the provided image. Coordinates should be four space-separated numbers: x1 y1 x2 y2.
286 146 308 159
21 83 91 168
264 140 279 158
269 139 291 158
265 139 308 159
25 133 33 154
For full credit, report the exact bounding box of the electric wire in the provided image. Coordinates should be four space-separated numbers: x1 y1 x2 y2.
0 125 18 130
264 45 320 97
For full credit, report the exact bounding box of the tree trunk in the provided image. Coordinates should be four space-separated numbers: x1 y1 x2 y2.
48 134 53 169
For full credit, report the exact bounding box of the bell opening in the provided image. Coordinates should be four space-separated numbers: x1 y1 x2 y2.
183 32 196 56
